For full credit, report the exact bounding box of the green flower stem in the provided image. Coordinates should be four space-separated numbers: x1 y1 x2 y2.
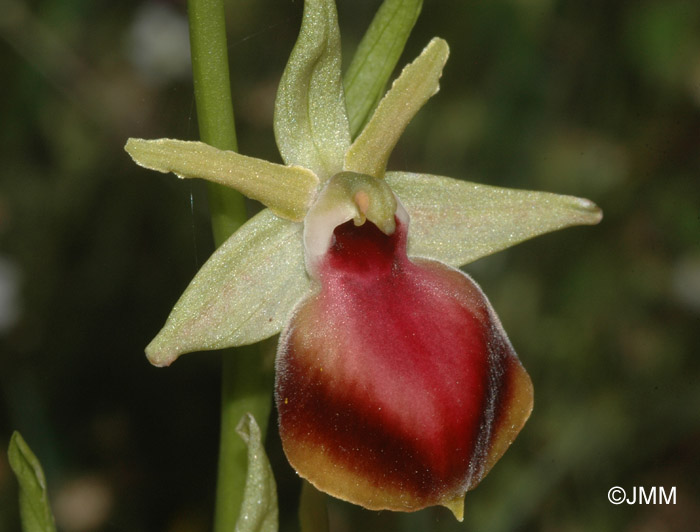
188 0 245 242
187 1 273 531
299 481 329 532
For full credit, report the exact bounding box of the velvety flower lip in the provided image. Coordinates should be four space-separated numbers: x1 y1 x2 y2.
124 0 601 520
276 207 534 519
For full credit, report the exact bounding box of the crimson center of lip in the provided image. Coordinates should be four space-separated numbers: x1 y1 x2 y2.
325 218 401 275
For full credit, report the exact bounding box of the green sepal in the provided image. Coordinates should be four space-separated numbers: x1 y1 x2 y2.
234 414 278 532
274 0 351 181
386 171 603 267
345 38 449 179
146 209 312 367
125 138 318 222
7 432 57 532
344 0 423 137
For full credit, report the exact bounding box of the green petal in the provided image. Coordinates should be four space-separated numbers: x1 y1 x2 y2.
146 209 311 367
273 0 351 181
344 38 449 179
125 138 318 222
234 414 278 532
8 432 57 532
386 171 603 267
344 0 423 137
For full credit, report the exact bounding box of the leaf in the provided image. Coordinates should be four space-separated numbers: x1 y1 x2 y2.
146 209 313 367
7 432 57 532
386 171 603 267
344 0 423 137
274 0 351 181
344 38 449 179
125 139 318 222
234 414 278 532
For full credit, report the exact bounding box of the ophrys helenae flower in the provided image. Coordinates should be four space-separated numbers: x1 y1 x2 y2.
126 0 601 519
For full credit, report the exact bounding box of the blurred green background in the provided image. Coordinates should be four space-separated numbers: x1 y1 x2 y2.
1 0 699 530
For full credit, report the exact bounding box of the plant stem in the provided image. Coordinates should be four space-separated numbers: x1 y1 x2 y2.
187 1 273 531
187 0 244 240
299 481 330 532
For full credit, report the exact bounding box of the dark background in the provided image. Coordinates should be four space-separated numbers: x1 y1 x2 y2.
1 0 699 530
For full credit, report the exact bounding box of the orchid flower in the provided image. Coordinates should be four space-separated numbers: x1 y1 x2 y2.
125 0 601 520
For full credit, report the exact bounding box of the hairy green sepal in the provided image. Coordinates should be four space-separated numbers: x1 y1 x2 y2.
274 0 351 181
8 432 57 532
146 209 311 367
387 171 603 267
